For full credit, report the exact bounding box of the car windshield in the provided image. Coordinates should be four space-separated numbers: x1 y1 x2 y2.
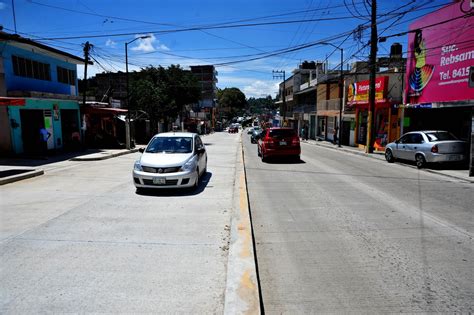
425 131 458 142
269 129 296 138
145 136 193 153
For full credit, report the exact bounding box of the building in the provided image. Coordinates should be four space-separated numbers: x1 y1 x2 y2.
0 32 89 156
403 1 474 174
190 65 218 128
276 61 324 131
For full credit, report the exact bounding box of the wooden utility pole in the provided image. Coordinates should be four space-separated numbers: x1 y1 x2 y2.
82 41 92 108
366 0 377 153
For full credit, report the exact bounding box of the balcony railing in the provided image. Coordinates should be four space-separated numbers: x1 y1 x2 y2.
316 98 341 111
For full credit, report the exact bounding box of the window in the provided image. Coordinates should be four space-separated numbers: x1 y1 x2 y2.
11 55 51 81
57 66 76 86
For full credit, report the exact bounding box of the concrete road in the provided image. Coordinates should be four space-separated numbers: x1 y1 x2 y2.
243 135 473 313
1 132 243 313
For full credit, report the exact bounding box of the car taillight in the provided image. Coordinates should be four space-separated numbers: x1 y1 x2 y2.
431 145 438 153
292 137 299 145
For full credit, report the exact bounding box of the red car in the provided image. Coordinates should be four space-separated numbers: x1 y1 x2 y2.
257 127 301 161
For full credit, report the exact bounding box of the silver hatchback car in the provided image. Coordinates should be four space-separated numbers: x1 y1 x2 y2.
133 132 207 191
385 130 467 168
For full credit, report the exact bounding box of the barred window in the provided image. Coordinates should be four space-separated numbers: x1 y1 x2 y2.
57 66 76 86
11 55 51 81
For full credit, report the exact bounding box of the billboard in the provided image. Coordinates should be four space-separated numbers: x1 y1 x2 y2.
405 2 474 104
348 76 389 105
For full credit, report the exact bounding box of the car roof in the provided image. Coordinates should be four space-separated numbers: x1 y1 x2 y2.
153 132 196 138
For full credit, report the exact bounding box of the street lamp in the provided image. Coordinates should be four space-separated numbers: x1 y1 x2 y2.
320 43 343 147
125 35 150 149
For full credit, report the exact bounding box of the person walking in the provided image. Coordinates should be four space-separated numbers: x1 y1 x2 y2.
332 125 338 145
39 125 51 156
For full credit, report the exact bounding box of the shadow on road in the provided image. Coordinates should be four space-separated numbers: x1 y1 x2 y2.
0 149 106 167
135 172 213 197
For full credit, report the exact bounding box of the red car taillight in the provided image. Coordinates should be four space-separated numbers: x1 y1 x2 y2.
431 145 438 153
292 137 300 145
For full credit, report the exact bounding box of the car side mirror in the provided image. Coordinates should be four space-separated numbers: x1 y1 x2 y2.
138 148 145 153
197 147 205 154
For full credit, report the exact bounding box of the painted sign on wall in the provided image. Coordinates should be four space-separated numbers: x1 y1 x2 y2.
405 2 474 104
348 76 389 105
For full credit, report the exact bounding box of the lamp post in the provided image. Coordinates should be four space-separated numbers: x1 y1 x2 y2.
125 35 150 149
320 43 343 147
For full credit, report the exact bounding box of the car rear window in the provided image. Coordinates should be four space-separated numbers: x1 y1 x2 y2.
269 129 296 138
425 132 458 142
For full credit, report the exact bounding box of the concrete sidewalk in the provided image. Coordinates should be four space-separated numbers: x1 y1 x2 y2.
0 147 142 185
303 139 474 183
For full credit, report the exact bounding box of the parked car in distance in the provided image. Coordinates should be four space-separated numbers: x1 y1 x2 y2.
133 132 207 191
247 127 254 134
385 130 467 169
257 127 300 161
250 127 263 143
228 124 239 133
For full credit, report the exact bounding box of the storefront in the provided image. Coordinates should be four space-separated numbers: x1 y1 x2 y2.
403 1 474 175
349 76 400 151
0 97 81 155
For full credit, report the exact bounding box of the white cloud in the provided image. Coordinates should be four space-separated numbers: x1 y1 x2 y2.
159 44 170 51
131 34 156 53
242 80 279 99
105 39 116 48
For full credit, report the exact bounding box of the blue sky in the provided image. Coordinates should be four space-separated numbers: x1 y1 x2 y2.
0 0 451 98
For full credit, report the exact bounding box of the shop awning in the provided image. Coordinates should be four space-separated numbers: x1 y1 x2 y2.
0 97 26 106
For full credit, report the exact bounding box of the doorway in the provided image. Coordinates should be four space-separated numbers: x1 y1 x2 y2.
20 109 44 155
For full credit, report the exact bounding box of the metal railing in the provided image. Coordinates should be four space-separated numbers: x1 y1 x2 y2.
316 98 341 111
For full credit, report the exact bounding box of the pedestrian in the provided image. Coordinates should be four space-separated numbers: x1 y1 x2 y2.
304 124 309 141
39 125 51 156
332 126 338 145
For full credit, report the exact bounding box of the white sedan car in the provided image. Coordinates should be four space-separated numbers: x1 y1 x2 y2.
385 130 467 168
133 132 207 191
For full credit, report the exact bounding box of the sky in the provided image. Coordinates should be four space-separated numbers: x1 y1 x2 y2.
0 0 453 98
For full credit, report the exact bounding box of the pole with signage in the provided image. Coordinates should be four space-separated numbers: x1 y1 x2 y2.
366 0 377 153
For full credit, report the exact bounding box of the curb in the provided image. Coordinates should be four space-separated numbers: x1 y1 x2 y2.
223 138 261 315
306 140 474 183
0 169 44 186
69 148 140 161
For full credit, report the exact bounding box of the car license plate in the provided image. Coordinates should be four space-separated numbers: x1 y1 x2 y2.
279 141 287 146
448 154 461 161
153 177 166 185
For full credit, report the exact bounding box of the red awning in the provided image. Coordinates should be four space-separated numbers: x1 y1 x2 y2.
0 97 26 106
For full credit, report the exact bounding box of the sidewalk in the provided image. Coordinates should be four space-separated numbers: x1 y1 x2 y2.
0 147 143 185
303 139 474 183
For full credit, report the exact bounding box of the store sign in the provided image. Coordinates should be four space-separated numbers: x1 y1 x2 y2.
405 2 474 104
348 76 389 105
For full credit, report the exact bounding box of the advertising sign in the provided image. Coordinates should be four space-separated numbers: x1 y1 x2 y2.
348 76 389 105
405 2 474 104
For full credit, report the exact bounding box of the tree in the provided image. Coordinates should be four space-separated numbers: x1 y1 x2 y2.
217 87 247 118
130 65 201 131
247 95 276 114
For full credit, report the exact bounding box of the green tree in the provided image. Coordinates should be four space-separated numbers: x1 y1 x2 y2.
247 95 276 114
217 87 247 118
130 65 200 130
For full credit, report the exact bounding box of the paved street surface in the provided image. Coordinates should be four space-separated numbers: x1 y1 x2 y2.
243 135 473 313
1 132 242 313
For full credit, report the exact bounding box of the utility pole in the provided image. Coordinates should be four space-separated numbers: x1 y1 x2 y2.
273 70 286 126
82 42 92 108
366 0 377 153
82 41 92 148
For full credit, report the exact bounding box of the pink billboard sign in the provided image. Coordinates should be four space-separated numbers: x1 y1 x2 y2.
405 2 474 104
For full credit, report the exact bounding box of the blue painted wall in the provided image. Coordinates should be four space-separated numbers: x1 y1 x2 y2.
2 43 79 96
8 99 81 154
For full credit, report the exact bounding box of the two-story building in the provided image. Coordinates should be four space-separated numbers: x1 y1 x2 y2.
0 32 88 156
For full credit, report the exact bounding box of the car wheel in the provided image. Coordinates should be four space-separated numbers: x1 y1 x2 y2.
257 146 261 157
385 149 395 163
261 150 267 162
415 154 426 169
